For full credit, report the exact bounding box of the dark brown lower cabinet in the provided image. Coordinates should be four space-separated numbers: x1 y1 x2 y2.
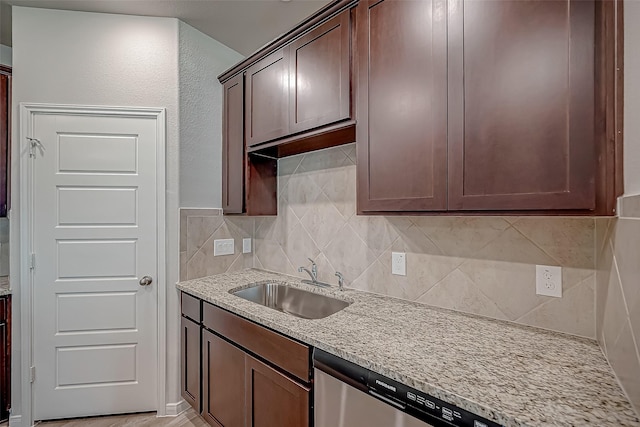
245 356 309 427
181 316 201 412
202 330 245 427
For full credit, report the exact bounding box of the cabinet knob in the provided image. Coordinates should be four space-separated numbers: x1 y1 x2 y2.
139 276 153 286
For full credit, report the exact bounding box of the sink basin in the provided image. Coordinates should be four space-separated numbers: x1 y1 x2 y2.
230 282 350 319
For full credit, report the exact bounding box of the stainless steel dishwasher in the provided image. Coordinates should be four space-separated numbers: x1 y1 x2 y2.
314 349 502 427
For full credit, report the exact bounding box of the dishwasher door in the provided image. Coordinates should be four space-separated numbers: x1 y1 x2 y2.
315 368 435 427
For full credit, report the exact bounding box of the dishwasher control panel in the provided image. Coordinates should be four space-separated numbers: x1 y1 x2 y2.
367 371 502 427
314 348 503 427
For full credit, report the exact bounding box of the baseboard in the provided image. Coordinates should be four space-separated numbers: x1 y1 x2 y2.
8 414 22 427
164 400 189 416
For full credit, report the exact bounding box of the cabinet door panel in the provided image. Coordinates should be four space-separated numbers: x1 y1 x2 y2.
245 50 289 146
180 317 200 412
222 74 245 214
202 329 245 427
448 0 595 210
356 0 448 212
245 356 309 427
289 10 351 133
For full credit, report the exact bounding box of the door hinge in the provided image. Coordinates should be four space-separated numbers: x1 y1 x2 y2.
29 253 36 270
30 366 35 383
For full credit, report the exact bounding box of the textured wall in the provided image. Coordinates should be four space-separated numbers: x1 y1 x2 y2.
178 22 243 208
0 44 10 67
11 6 182 416
625 1 640 195
596 196 640 415
182 143 597 339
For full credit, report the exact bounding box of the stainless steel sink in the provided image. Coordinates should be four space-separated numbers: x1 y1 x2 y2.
230 282 350 319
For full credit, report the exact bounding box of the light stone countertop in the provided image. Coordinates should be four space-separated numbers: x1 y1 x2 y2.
0 276 10 296
177 269 640 427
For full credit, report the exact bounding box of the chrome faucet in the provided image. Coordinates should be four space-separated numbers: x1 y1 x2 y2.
298 258 317 282
298 258 330 287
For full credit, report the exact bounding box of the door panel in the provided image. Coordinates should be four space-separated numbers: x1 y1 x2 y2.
202 329 245 427
447 0 595 210
32 112 158 419
181 316 201 413
289 10 351 133
222 74 245 214
245 50 289 146
356 0 448 212
245 356 309 427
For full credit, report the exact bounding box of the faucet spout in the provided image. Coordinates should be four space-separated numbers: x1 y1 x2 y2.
298 266 316 282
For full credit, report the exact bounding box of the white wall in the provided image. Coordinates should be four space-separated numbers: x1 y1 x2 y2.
11 6 181 420
178 21 243 208
624 1 640 195
0 44 10 67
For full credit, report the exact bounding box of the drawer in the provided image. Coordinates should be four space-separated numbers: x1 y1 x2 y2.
181 292 201 322
203 302 310 382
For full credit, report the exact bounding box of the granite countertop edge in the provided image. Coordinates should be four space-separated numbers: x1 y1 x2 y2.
176 269 639 427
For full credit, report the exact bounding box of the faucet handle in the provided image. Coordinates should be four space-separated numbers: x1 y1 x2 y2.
307 258 316 266
335 271 344 290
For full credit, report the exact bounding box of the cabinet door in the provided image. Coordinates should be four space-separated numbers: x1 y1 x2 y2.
289 10 351 134
181 316 201 412
245 356 309 427
202 329 245 427
222 74 245 214
245 49 289 146
447 0 595 211
356 0 448 212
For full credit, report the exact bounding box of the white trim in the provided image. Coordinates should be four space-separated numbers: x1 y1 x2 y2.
163 400 189 417
19 103 167 426
8 414 22 427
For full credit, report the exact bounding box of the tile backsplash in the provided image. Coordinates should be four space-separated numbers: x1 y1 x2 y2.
181 144 597 338
596 195 640 414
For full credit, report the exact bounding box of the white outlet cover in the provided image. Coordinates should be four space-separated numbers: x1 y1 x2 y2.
243 238 252 254
392 252 406 276
214 238 234 256
536 265 562 297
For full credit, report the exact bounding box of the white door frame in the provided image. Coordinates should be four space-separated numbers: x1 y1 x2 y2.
19 103 167 427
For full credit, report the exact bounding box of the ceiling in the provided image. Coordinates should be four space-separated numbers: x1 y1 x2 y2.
0 0 332 55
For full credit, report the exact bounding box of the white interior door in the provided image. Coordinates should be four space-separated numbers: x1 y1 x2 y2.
31 111 159 420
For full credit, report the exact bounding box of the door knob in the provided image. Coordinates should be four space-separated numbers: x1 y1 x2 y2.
139 276 153 286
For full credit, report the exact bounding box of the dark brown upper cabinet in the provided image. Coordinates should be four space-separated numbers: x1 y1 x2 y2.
222 74 245 214
245 49 290 147
356 0 448 212
357 0 621 215
289 11 351 134
447 0 596 211
244 9 353 149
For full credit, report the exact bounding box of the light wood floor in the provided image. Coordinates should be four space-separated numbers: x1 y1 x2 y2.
33 408 209 426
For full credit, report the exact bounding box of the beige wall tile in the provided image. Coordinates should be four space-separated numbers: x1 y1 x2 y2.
412 217 510 258
417 269 508 320
186 215 224 260
620 194 640 219
608 320 640 414
512 218 595 268
516 276 595 338
324 224 378 282
613 218 640 313
299 193 346 250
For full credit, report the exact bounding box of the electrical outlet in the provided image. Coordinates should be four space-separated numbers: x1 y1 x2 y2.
392 252 406 276
536 265 562 297
213 239 234 256
243 238 252 254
